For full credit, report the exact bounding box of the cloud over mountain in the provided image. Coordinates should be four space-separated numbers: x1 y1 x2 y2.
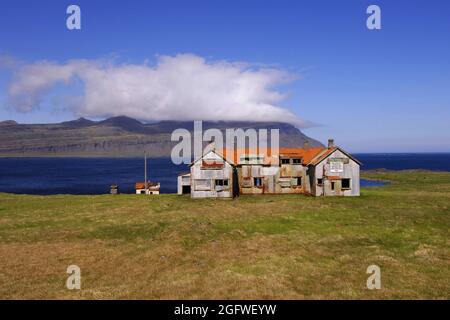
3 54 310 127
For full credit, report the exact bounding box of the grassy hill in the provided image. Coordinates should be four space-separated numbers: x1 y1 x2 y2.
0 170 448 299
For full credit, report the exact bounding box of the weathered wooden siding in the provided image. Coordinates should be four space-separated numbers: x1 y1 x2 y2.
237 163 308 195
190 151 234 198
184 147 360 198
311 149 360 197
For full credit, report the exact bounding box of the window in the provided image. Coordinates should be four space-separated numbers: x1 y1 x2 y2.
254 177 263 187
292 158 301 164
342 178 351 189
331 182 336 190
293 177 302 186
279 179 291 188
281 159 290 164
215 179 229 187
317 178 323 186
195 179 211 191
329 160 344 173
242 177 252 187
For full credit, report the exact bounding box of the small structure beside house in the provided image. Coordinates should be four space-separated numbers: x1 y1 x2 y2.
135 182 161 195
177 172 191 195
110 184 119 195
178 139 360 198
136 152 161 195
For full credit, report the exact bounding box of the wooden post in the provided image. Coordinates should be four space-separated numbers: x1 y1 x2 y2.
144 152 147 194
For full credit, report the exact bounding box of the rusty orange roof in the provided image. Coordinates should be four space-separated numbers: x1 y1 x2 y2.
196 145 361 167
308 146 362 166
201 160 224 169
217 147 326 165
218 148 275 165
135 182 160 189
308 148 336 165
279 147 325 164
135 182 146 189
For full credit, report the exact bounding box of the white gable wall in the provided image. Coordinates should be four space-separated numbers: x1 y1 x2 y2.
312 149 360 196
190 151 234 198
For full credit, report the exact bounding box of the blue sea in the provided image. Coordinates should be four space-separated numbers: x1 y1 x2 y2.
0 153 448 195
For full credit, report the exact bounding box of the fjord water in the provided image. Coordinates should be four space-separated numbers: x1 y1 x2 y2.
0 157 189 195
0 153 448 195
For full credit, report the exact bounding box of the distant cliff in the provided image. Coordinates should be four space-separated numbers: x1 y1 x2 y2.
0 116 323 157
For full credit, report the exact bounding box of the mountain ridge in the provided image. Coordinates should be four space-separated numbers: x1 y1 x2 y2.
0 116 323 157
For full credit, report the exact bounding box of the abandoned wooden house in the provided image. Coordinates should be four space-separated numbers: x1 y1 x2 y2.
307 140 361 196
179 150 236 198
177 139 360 198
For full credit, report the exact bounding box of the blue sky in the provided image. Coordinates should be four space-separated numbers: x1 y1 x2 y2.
0 0 449 152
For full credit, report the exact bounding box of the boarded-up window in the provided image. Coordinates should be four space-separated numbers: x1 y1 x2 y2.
329 159 344 173
242 166 250 178
279 178 291 188
252 166 263 177
242 177 252 187
195 179 211 191
181 176 190 184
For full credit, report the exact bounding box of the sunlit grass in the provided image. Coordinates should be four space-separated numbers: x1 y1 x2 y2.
0 170 448 299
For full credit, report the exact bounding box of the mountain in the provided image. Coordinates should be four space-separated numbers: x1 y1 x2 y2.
0 116 323 157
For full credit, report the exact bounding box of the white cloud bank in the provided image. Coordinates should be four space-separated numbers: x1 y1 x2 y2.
4 54 310 126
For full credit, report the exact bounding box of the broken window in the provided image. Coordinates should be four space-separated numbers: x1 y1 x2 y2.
254 177 263 187
317 178 323 186
281 159 290 164
342 178 351 189
292 158 301 164
293 177 302 186
215 179 229 187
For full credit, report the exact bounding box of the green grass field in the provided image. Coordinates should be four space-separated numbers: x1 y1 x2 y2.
0 170 448 299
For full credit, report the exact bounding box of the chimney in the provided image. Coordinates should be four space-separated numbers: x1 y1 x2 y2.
303 140 310 149
205 139 215 153
328 139 334 149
